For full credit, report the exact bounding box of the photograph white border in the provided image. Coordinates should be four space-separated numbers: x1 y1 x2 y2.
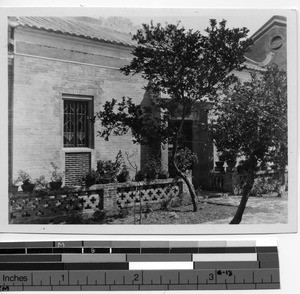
0 3 297 235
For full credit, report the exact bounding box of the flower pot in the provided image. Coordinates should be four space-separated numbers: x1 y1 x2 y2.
21 183 35 192
85 178 96 187
49 181 62 191
99 178 111 184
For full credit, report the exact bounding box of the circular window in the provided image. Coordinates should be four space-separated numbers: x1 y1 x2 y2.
270 35 283 50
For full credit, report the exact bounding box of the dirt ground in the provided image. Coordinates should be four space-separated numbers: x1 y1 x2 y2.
108 192 288 225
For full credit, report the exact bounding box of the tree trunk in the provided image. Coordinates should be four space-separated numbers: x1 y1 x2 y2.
230 167 255 224
170 103 198 212
175 164 198 212
171 142 198 212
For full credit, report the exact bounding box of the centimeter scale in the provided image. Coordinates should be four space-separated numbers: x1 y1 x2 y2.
0 240 280 291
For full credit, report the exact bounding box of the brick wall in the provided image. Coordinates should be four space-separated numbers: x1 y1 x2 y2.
65 153 91 186
11 29 146 182
9 179 182 224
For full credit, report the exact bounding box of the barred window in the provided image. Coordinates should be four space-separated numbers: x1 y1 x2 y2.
63 97 94 148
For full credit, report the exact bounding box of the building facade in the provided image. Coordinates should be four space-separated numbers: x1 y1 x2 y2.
8 15 287 189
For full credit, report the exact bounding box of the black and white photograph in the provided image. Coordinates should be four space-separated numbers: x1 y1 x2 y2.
0 7 297 234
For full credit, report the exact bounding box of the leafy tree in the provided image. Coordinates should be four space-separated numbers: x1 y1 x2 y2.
97 20 253 211
209 64 287 224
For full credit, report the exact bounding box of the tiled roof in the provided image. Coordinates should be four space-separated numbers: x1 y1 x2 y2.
9 16 264 72
9 16 136 47
243 59 265 71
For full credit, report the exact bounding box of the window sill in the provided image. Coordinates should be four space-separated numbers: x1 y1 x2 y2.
63 148 93 153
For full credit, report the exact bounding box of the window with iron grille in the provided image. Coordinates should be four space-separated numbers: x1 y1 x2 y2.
63 97 94 148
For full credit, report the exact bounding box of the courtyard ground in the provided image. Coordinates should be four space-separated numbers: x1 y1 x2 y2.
107 192 288 225
201 193 288 224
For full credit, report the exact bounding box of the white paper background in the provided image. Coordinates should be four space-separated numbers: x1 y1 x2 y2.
0 0 299 293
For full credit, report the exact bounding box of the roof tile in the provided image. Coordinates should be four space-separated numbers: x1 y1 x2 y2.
10 16 136 47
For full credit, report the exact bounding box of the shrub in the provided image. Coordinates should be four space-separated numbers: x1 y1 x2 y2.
175 147 198 172
16 170 31 184
157 171 169 179
49 162 64 182
117 206 130 218
251 176 278 196
97 151 124 183
117 166 130 183
143 157 161 182
91 210 107 223
34 175 48 190
65 213 85 224
80 169 99 187
135 170 145 181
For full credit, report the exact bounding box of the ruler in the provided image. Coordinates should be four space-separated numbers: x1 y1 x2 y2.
0 240 280 291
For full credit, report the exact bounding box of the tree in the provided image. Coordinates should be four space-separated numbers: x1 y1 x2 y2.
209 64 287 224
97 20 253 212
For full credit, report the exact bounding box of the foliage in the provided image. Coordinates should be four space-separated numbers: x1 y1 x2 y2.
251 176 278 196
65 212 84 224
210 65 287 169
80 169 100 187
34 175 48 190
209 64 287 223
174 147 198 173
97 20 253 212
117 166 130 183
143 156 162 182
98 97 169 146
96 151 123 183
16 170 32 184
121 20 253 100
135 170 146 181
49 162 64 182
91 210 107 223
157 170 169 179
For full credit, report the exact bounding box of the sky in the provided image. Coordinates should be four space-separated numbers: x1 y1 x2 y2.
84 8 289 36
2 7 290 37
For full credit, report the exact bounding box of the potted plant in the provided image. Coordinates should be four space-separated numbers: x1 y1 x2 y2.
49 162 64 190
81 169 99 187
117 166 130 183
34 175 48 191
97 159 121 184
17 170 35 192
157 170 169 179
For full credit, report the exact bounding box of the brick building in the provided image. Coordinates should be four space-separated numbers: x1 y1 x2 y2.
7 15 286 189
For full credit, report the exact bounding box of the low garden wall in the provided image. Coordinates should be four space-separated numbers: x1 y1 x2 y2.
9 179 182 224
209 169 287 195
